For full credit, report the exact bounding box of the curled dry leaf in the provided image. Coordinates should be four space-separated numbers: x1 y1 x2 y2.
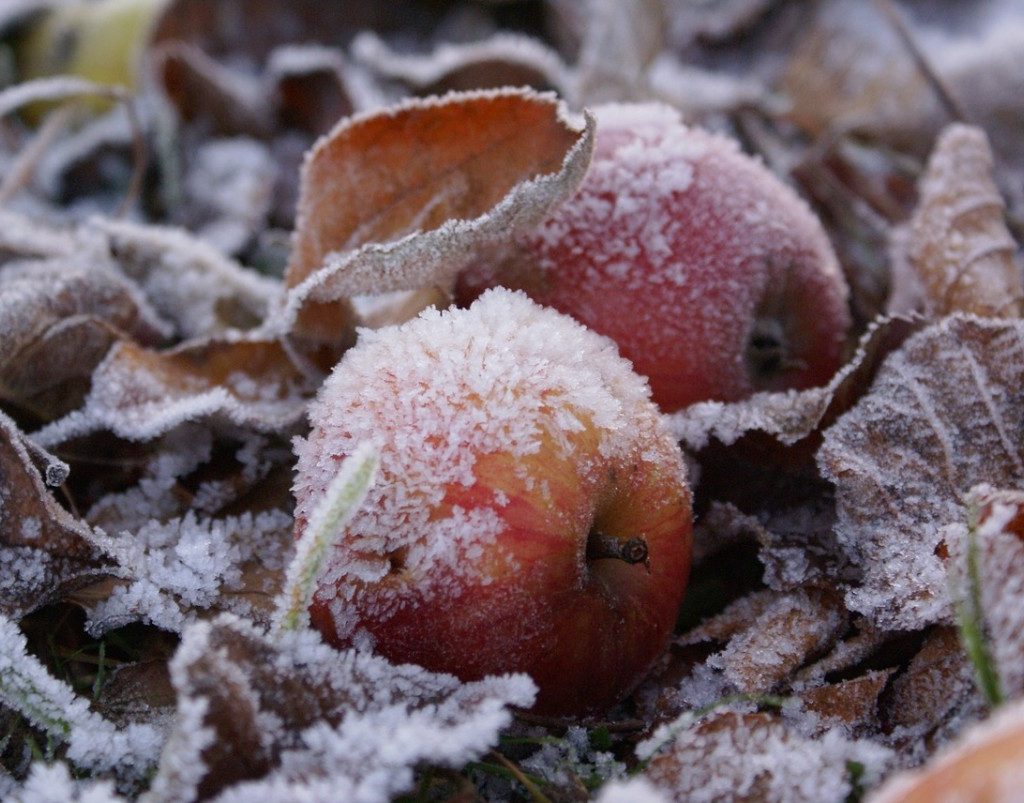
33 336 316 448
145 614 536 802
893 124 1022 320
681 588 847 694
0 257 168 421
870 696 1024 803
279 88 595 342
819 314 1024 631
352 31 571 99
800 669 895 735
575 0 663 103
640 709 892 803
0 411 107 618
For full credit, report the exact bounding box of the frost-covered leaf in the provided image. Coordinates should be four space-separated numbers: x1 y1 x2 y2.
681 589 847 694
800 670 894 734
279 88 594 338
884 627 982 753
663 0 778 45
268 45 355 135
33 337 316 447
0 257 168 421
10 761 126 803
95 219 279 338
870 696 1024 803
639 709 892 803
146 614 536 802
0 411 108 618
352 31 570 98
575 0 662 103
0 614 164 779
819 315 1024 630
897 124 1022 319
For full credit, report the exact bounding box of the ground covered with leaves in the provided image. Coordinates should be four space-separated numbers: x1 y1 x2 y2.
2 0 1024 801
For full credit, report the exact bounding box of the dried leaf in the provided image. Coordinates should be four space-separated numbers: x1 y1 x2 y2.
871 697 1024 803
145 614 536 801
0 411 108 618
352 31 570 98
576 0 663 103
279 88 595 339
33 336 316 447
819 315 1024 630
800 670 894 734
900 124 1022 318
885 627 980 746
96 218 279 338
268 45 355 135
700 590 848 694
0 257 168 421
640 709 892 803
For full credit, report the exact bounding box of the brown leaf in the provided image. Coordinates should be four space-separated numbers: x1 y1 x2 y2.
642 709 891 803
899 124 1022 319
871 697 1024 803
0 258 168 421
279 88 594 340
352 32 570 98
885 627 979 745
819 315 1024 630
146 615 535 801
0 411 108 617
33 336 317 447
800 670 894 734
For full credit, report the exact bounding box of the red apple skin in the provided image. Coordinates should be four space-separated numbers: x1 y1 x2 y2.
294 289 692 716
457 103 851 413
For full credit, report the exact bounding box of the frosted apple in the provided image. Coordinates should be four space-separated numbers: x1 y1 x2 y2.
457 103 851 412
293 289 692 715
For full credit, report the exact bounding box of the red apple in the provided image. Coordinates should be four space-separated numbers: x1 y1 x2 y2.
293 289 692 715
457 103 851 412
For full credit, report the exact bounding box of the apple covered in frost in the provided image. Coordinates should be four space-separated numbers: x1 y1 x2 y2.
293 289 692 715
457 103 851 412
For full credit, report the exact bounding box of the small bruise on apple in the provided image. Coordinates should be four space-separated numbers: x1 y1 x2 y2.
293 289 692 715
458 103 851 412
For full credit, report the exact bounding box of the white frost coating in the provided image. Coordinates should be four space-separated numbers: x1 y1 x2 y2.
819 315 1024 630
85 508 292 634
0 614 164 779
12 762 126 803
293 289 679 632
270 87 595 332
92 217 279 338
148 615 536 802
595 777 671 803
639 709 892 803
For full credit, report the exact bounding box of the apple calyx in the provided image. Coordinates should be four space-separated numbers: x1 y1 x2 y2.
587 531 649 566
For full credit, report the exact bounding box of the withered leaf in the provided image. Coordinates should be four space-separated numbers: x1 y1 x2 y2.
352 31 570 98
641 709 892 803
279 88 594 337
146 615 535 801
819 315 1024 630
871 697 1024 803
0 411 108 617
0 258 168 421
33 337 316 447
884 627 980 744
96 218 279 338
899 124 1022 319
800 670 894 735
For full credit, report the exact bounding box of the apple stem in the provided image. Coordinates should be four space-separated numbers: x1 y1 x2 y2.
587 531 649 566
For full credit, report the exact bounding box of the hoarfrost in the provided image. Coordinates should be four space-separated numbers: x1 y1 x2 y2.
144 615 536 802
0 615 164 779
819 315 1024 630
12 762 126 803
